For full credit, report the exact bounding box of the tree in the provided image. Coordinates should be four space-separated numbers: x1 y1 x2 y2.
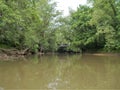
69 5 97 52
89 0 120 51
0 0 61 53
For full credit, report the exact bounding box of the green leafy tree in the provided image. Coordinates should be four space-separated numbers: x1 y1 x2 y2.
0 0 60 53
89 0 120 51
69 5 97 52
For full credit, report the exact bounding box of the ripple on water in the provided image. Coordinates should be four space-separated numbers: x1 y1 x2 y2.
0 87 4 90
48 77 70 90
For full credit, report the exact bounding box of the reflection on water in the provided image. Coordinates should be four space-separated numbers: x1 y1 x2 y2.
0 54 120 90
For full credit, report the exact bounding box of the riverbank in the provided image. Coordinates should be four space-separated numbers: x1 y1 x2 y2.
0 48 28 61
84 53 120 56
0 48 120 61
0 53 26 61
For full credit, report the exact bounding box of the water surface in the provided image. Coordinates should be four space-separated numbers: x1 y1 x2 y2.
0 54 120 90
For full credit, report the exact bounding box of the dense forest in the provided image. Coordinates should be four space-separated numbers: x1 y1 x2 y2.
0 0 120 54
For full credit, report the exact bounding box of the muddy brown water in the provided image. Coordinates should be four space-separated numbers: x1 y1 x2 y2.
0 54 120 90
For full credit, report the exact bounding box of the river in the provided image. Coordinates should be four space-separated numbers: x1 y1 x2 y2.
0 54 120 90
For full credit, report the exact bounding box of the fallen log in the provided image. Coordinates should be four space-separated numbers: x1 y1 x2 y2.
0 48 30 56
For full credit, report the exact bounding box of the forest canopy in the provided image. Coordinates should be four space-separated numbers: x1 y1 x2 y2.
0 0 120 54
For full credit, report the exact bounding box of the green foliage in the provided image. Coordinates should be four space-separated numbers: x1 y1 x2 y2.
0 0 120 53
0 0 60 53
89 0 120 51
69 5 97 52
67 0 120 52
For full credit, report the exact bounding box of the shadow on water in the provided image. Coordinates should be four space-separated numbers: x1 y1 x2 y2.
0 54 120 90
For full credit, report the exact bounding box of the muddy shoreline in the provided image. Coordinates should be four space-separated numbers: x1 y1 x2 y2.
0 48 120 61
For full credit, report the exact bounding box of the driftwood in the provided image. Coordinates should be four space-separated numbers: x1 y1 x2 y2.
0 48 30 56
16 48 30 55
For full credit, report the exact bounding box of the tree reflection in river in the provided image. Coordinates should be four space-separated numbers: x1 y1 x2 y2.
0 54 120 90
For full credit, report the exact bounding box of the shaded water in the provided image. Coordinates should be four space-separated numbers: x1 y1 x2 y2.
0 54 120 90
